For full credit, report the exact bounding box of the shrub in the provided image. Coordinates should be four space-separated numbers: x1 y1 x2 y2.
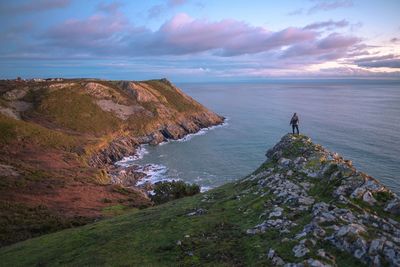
151 180 200 205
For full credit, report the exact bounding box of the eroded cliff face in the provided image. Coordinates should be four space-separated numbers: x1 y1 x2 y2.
0 78 223 246
88 79 224 167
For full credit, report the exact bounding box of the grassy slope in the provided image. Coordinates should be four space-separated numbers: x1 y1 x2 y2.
32 87 122 135
0 162 362 267
0 79 222 248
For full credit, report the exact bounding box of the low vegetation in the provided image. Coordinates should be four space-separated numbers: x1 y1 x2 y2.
150 180 201 204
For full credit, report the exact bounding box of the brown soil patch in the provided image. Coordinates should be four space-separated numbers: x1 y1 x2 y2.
3 183 150 218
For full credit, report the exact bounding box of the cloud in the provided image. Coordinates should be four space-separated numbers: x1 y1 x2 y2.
43 14 132 51
281 33 360 61
147 0 188 18
146 14 317 56
0 0 71 14
148 4 165 18
29 13 365 67
354 54 400 68
317 66 400 77
287 8 304 16
308 0 353 14
41 13 321 57
168 0 187 7
357 59 400 68
3 12 373 78
390 37 399 43
97 1 123 14
303 20 349 30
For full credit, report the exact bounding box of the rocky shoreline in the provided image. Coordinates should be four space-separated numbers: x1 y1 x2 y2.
91 116 225 191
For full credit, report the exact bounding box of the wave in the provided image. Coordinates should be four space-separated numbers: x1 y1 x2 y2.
114 121 228 191
114 146 149 167
134 163 212 192
135 164 169 186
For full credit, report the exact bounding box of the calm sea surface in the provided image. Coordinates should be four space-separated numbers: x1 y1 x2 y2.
122 80 400 194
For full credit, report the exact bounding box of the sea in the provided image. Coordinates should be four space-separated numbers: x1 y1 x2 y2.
116 80 400 194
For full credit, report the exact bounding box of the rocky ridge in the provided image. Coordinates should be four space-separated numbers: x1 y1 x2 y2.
243 134 400 266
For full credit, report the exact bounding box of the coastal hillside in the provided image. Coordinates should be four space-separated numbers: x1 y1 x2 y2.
1 134 399 266
0 78 223 246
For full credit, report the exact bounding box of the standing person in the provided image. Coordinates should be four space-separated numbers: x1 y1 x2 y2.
290 113 299 134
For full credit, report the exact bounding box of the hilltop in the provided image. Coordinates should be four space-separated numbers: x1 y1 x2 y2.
1 134 399 266
0 78 223 246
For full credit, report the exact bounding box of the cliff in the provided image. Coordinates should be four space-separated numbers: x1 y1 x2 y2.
1 134 399 266
0 78 224 246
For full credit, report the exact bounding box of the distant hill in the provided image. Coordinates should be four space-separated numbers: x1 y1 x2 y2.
0 78 224 246
1 134 400 266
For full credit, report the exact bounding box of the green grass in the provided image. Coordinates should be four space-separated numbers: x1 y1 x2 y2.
0 180 271 266
102 205 138 217
0 201 92 248
33 87 122 135
144 80 201 113
282 136 308 158
0 168 365 267
0 114 78 150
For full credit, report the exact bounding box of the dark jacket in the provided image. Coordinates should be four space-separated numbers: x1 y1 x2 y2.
290 115 299 125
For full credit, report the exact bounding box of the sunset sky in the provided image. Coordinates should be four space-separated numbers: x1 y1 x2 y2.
1 0 399 81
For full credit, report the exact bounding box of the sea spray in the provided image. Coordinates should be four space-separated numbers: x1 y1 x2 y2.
114 120 229 191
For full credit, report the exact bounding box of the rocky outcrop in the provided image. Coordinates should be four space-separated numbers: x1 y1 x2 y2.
88 79 224 169
89 136 139 167
244 134 400 266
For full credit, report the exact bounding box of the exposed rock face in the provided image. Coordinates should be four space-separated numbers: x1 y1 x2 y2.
89 136 139 167
88 79 224 168
244 134 400 266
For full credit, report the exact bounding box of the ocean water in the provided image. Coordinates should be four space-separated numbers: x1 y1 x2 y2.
120 80 400 194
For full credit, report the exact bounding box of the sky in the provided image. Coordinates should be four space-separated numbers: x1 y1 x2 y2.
0 0 399 81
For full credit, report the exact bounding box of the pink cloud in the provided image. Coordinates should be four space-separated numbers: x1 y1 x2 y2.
281 33 360 61
45 14 129 43
308 0 353 14
97 1 123 14
303 20 349 30
39 13 360 66
152 14 316 56
317 33 360 49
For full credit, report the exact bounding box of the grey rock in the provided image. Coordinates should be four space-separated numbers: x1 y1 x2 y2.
298 196 315 206
385 199 400 215
3 88 28 100
336 224 366 237
292 244 309 257
279 158 291 168
369 238 385 255
362 191 377 205
269 207 284 218
305 259 332 267
187 208 207 216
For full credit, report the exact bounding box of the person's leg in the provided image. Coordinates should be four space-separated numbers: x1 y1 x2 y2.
296 125 299 134
292 125 295 134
